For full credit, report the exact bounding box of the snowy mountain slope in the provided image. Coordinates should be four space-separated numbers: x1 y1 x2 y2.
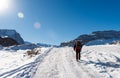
86 38 120 46
60 30 120 46
0 45 120 78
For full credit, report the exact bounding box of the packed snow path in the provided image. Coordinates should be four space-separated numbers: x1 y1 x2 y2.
34 47 90 78
34 46 120 78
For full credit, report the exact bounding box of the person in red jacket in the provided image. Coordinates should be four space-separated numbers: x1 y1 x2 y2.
74 40 83 62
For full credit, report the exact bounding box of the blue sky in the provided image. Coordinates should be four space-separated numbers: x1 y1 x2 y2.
0 0 120 45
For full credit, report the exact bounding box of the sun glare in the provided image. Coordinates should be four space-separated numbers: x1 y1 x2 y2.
0 0 10 12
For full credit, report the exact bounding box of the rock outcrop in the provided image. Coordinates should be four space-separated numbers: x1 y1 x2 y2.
0 29 24 46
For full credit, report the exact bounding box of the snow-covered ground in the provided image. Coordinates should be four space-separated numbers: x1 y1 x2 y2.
34 45 120 78
0 47 51 78
0 45 120 78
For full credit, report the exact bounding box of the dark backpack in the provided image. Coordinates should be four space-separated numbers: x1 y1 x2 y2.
74 41 82 51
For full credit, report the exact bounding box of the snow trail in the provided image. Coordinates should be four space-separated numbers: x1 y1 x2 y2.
34 47 90 78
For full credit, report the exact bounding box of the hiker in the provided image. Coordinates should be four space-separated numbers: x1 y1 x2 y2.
74 40 83 61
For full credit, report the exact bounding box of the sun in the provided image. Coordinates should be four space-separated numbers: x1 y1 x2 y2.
0 0 10 12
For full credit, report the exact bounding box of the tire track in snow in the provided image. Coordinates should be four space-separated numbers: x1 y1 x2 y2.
34 48 61 78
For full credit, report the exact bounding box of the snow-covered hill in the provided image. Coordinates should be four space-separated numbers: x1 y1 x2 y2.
0 44 120 78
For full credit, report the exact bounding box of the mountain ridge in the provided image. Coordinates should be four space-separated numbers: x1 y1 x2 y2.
60 30 120 46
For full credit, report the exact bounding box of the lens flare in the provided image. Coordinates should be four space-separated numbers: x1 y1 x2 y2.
34 22 41 29
18 12 24 19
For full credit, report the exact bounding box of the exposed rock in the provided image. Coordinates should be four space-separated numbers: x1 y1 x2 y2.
0 29 24 46
0 37 19 46
111 40 120 44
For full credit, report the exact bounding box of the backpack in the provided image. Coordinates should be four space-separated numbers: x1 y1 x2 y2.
74 40 82 51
